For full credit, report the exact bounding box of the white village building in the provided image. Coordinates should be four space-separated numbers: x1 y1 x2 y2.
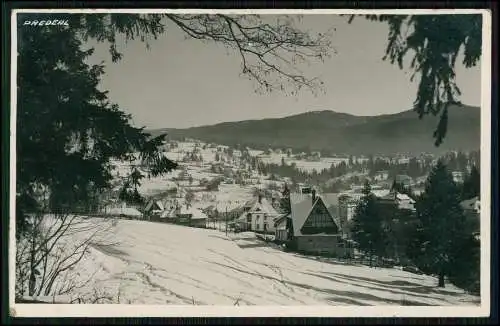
235 195 280 233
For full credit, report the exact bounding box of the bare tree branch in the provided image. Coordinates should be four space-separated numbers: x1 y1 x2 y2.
16 212 117 300
159 14 333 95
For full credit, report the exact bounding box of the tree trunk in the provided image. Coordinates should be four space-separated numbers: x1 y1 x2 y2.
28 233 37 297
438 272 445 287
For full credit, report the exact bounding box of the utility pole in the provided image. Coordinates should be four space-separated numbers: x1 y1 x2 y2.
225 207 228 237
219 212 222 231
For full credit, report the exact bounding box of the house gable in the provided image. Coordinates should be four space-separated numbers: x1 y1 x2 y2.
300 197 339 235
154 201 164 211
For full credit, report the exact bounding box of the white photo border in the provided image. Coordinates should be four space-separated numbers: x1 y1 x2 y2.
9 8 493 318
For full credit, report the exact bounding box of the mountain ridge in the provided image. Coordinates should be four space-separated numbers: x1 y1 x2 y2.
149 105 481 155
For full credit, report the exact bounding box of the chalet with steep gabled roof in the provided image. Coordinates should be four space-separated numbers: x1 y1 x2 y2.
287 190 352 257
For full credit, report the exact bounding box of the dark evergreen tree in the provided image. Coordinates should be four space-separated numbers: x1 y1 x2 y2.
280 184 291 214
408 157 421 178
411 160 469 287
185 191 195 205
456 151 469 172
461 165 480 200
118 167 147 206
448 234 480 294
351 180 384 266
16 23 177 235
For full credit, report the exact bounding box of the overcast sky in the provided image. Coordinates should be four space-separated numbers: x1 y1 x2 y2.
86 14 481 129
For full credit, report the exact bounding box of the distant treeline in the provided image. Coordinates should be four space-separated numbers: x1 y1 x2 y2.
255 150 480 192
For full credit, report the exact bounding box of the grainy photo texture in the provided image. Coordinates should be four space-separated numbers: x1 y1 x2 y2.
10 9 491 317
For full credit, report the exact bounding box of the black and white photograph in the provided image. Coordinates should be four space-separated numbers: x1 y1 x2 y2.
9 8 491 318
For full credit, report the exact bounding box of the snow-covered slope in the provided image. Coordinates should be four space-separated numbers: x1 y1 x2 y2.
69 219 479 306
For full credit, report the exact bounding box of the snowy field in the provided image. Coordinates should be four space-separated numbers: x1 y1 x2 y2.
258 154 350 173
214 184 254 203
59 219 479 306
192 184 255 211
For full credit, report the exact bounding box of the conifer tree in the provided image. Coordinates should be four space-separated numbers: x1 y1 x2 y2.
461 165 480 200
351 180 384 266
412 160 468 287
280 184 291 214
16 25 177 234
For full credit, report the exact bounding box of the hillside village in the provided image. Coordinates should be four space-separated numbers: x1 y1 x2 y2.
97 138 481 271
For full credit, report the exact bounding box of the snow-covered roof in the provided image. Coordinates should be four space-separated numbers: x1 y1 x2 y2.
396 193 414 202
378 191 416 211
460 197 480 212
191 208 208 220
213 201 244 212
395 175 413 182
339 191 364 201
178 205 193 215
106 207 142 217
247 197 280 216
273 213 290 227
372 189 391 198
145 200 165 212
160 205 208 220
236 196 281 222
160 207 177 218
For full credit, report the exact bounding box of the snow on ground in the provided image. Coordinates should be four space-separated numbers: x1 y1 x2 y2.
186 167 220 181
249 150 264 156
164 151 182 161
258 154 350 173
213 184 254 203
135 162 221 196
65 219 479 306
199 149 217 163
289 158 351 173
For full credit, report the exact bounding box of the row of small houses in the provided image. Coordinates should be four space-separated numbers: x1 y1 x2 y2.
231 187 480 258
108 186 418 258
372 171 467 186
144 199 209 228
99 198 210 228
